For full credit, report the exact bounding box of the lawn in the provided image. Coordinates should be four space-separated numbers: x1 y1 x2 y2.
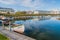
0 33 9 40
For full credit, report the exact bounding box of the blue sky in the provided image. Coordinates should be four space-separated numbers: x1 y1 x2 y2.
0 0 60 11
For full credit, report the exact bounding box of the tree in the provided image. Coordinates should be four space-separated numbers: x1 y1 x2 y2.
7 11 10 14
15 11 26 15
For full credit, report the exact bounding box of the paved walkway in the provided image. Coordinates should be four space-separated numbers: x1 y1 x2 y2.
0 27 35 40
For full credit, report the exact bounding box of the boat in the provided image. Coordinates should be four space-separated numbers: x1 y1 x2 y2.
12 25 25 34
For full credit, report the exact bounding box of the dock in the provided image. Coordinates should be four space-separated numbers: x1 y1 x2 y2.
0 27 35 40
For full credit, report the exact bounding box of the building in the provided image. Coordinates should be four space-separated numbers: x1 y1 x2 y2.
26 11 33 14
50 9 60 14
0 7 15 14
33 10 39 14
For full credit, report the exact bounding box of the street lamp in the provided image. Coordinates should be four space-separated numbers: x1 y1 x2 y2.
2 17 5 30
2 21 5 30
8 17 14 31
9 21 11 31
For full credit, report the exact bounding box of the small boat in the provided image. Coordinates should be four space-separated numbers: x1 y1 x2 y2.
12 25 25 34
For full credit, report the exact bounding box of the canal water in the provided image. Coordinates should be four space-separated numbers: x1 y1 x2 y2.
14 19 60 40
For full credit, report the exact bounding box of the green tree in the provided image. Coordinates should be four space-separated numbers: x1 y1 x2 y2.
7 11 10 14
15 11 26 15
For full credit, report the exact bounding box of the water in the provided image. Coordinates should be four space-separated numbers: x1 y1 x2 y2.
14 20 25 24
0 20 2 26
14 19 60 40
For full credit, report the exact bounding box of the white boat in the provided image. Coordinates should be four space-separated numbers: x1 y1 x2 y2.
12 25 25 34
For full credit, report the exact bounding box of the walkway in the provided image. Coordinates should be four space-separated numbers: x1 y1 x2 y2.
0 27 35 40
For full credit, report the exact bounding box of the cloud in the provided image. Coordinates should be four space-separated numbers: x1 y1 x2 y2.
0 0 48 10
18 0 45 10
0 0 43 7
0 0 57 10
0 0 16 4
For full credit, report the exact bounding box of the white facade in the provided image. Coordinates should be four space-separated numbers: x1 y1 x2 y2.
0 7 15 14
33 11 39 14
26 11 33 14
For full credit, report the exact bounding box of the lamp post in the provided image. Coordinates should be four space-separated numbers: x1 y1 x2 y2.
2 17 5 30
9 21 11 31
8 17 14 31
2 21 5 30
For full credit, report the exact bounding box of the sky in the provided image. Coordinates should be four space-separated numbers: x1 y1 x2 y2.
0 0 60 11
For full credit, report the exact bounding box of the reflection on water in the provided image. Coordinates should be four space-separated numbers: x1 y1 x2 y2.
24 20 60 40
14 20 25 24
14 18 60 40
0 20 2 26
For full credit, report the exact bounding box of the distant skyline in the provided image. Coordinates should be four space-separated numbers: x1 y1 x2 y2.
0 0 60 11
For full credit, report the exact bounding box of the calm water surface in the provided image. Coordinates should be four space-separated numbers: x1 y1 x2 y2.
14 19 60 40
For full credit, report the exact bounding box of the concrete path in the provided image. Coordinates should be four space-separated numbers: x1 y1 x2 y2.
0 27 35 40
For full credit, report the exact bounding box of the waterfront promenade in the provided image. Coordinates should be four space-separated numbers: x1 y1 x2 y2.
0 27 35 40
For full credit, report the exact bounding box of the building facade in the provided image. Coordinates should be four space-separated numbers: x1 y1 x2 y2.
0 7 15 14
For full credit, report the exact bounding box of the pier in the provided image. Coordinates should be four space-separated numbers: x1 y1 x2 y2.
0 16 36 40
0 27 35 40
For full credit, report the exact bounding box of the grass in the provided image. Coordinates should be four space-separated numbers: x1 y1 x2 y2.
0 33 9 40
